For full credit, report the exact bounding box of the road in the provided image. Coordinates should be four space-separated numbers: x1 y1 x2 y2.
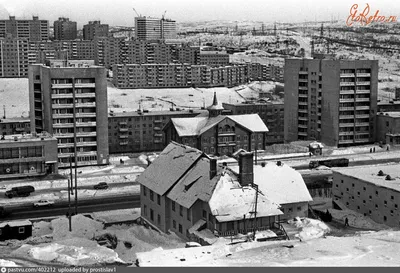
1 194 141 221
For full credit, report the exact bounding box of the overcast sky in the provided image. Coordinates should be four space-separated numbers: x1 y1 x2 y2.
0 0 398 27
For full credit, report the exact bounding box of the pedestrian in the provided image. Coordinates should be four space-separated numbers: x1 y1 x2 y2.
373 147 376 153
387 146 390 151
370 148 372 153
309 152 312 157
344 217 349 227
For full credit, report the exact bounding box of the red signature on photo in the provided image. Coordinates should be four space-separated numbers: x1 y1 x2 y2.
346 4 397 26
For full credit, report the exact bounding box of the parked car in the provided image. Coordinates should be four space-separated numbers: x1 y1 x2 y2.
94 182 108 190
33 200 55 207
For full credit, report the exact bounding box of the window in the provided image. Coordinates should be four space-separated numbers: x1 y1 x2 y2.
18 227 25 233
150 190 154 201
187 208 191 221
288 208 293 213
281 208 285 213
384 216 387 222
143 186 147 197
391 196 394 200
157 214 161 225
202 209 207 219
346 202 349 206
208 213 212 222
391 210 394 215
143 205 147 216
157 194 161 205
173 220 176 229
172 201 175 211
336 184 338 188
150 209 154 221
384 200 387 207
369 195 372 200
376 190 379 196
352 183 355 187
375 204 378 209
363 187 366 191
346 188 349 192
357 192 360 196
297 206 301 211
363 200 366 204
341 180 344 184
179 224 183 233
180 205 183 217
357 206 360 210
396 204 398 209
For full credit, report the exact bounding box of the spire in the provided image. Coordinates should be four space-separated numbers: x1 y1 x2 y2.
212 92 218 106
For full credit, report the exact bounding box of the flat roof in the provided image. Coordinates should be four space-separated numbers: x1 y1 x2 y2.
377 112 400 118
0 133 56 143
333 163 400 192
109 109 206 118
0 117 30 123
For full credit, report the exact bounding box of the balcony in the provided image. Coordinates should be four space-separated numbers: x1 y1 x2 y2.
298 109 308 113
76 122 97 127
355 138 369 143
120 142 128 146
51 93 73 99
154 133 163 137
339 107 355 111
298 131 307 136
356 81 370 85
53 113 73 119
299 86 308 90
298 101 308 106
340 90 355 95
119 128 128 132
218 131 235 136
154 140 162 143
51 83 73 89
154 127 161 131
76 102 96 108
299 71 308 75
75 93 96 98
355 114 370 118
339 123 354 127
299 116 308 121
74 83 96 88
298 79 308 83
76 141 97 147
356 89 370 94
340 82 355 86
339 115 354 119
119 121 128 126
299 93 308 98
356 73 370 77
355 106 370 110
355 122 370 126
76 112 96 118
339 98 354 103
53 123 74 128
119 135 128 139
298 124 308 129
355 98 370 102
339 131 354 136
340 73 355 77
338 139 354 144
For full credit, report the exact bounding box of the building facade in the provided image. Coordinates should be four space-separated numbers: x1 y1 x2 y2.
376 112 400 147
0 38 29 77
108 109 205 154
332 164 400 228
199 50 229 67
53 17 77 41
0 118 30 136
0 133 58 180
0 16 49 41
28 64 109 168
284 58 378 147
83 21 109 40
135 17 177 40
222 102 284 144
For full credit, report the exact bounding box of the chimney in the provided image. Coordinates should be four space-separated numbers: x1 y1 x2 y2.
209 158 217 179
238 152 254 186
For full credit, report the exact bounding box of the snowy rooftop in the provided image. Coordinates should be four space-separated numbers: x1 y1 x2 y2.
0 220 32 228
332 163 400 192
136 142 203 195
377 112 400 118
170 114 268 137
109 109 207 118
0 133 56 143
209 170 283 222
230 163 312 205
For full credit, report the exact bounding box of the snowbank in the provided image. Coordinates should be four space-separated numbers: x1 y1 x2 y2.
0 259 19 267
288 217 331 241
51 214 104 241
14 239 124 266
33 221 53 237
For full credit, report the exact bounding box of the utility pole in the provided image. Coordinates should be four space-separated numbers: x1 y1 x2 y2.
72 78 78 215
68 156 73 231
252 184 259 241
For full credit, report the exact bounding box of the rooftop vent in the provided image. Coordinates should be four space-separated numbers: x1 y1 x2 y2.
386 175 393 181
276 161 282 166
378 170 385 176
261 162 266 167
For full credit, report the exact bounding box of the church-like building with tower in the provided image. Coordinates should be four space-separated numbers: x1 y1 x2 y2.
163 92 269 156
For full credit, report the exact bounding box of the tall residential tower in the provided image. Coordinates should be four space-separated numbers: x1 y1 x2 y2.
284 57 378 147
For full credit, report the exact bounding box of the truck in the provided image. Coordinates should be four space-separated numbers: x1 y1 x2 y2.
309 158 349 169
5 185 35 198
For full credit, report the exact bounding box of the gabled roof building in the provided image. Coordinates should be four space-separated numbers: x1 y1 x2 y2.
137 142 312 243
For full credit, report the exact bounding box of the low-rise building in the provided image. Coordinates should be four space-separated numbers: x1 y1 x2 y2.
223 102 284 144
0 132 58 180
137 142 311 243
0 118 31 136
376 112 400 147
108 109 206 154
332 164 400 228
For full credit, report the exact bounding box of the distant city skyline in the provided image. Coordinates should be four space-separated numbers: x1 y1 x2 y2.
0 0 398 27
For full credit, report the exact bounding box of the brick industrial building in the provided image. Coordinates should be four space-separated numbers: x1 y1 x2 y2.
284 57 378 147
28 63 109 168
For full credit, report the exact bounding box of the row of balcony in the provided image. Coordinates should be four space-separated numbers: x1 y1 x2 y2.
57 141 97 148
340 81 370 86
51 83 95 89
51 93 96 99
52 113 96 118
52 102 96 109
53 122 96 128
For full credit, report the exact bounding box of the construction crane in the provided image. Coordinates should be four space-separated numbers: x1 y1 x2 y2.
162 10 167 20
132 8 141 17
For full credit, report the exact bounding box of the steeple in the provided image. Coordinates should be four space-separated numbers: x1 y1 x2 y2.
207 92 224 118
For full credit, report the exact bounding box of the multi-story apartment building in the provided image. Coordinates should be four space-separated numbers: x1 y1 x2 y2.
135 17 177 40
53 17 77 41
0 132 58 180
83 21 109 40
112 63 248 89
0 118 30 136
0 16 49 41
332 164 400 228
284 57 378 147
376 112 400 147
108 109 205 154
0 38 30 77
28 63 109 168
223 102 284 144
199 50 229 67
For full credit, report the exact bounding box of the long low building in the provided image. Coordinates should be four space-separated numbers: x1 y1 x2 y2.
0 133 58 180
332 164 400 228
